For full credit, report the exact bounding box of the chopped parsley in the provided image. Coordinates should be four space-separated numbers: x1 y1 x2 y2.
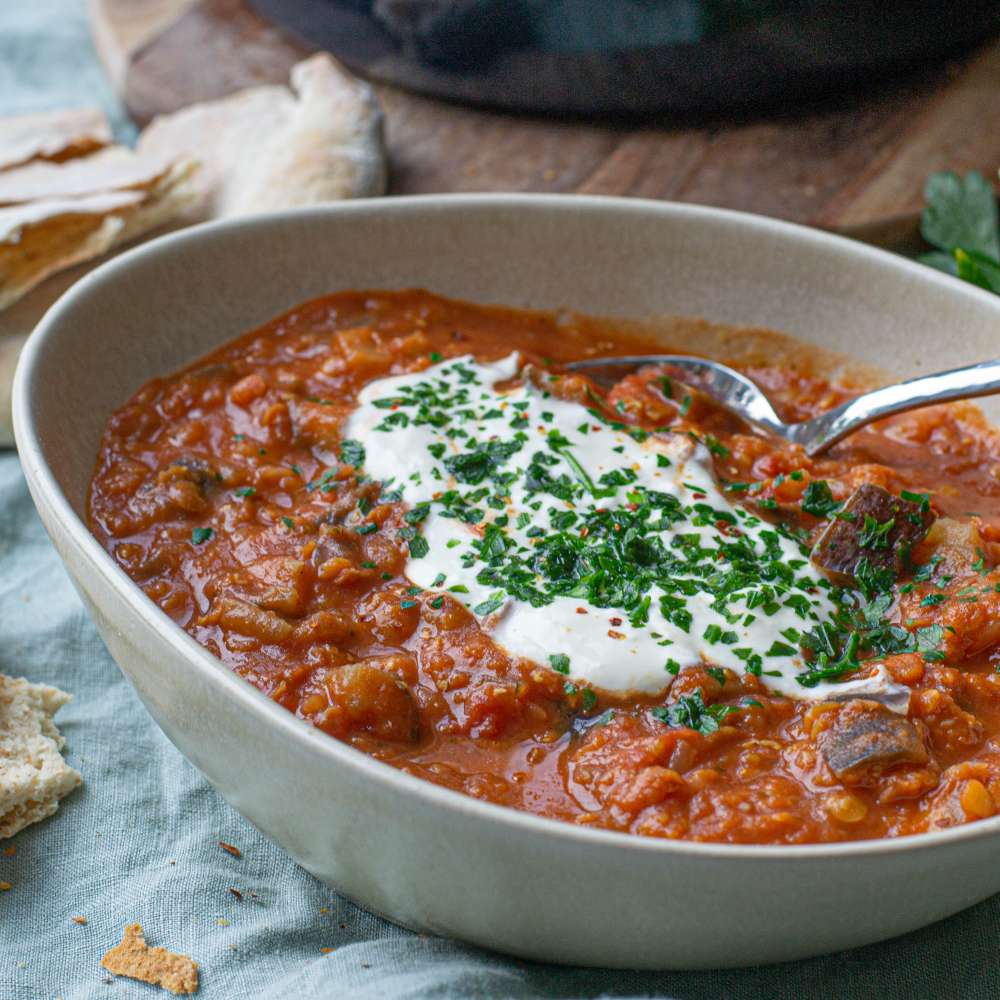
650 689 742 735
801 480 839 517
548 653 571 674
339 439 366 467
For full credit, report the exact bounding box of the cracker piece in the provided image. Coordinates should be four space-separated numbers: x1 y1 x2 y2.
0 107 112 172
138 53 386 219
101 924 199 995
0 674 82 839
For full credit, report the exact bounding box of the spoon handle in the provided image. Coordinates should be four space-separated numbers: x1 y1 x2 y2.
795 360 1000 456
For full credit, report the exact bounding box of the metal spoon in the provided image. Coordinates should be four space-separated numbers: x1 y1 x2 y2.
564 355 1000 457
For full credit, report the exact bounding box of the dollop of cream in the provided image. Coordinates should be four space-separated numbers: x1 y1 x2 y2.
346 353 909 710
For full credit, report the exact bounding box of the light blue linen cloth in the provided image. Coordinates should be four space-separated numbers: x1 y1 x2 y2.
3 4 1000 997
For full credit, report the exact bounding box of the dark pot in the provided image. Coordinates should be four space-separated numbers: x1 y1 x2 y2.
250 0 1000 115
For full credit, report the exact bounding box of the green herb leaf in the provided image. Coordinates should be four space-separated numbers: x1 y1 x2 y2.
191 527 213 545
858 514 895 551
801 480 838 517
548 653 571 674
339 439 366 467
650 689 741 735
472 592 505 616
955 248 1000 294
920 170 999 260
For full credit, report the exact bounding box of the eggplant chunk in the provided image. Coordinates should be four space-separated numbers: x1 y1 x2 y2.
810 483 934 587
819 700 928 781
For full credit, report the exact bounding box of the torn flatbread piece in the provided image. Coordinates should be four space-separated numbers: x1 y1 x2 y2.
0 145 185 207
139 52 386 219
0 192 132 311
0 106 112 173
0 674 82 839
0 158 197 311
101 924 199 996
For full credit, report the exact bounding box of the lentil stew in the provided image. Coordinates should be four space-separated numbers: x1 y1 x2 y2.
88 290 1000 844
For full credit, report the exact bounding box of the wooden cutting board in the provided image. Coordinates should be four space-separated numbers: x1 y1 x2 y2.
90 0 1000 250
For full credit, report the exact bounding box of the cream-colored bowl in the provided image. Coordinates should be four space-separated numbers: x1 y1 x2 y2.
13 196 1000 969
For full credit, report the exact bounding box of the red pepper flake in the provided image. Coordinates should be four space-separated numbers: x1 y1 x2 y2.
579 527 589 538
228 887 244 901
609 617 623 626
219 841 242 858
608 630 625 640
576 607 588 615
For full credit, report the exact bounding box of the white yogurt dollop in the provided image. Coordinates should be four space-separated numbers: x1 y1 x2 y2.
346 353 906 706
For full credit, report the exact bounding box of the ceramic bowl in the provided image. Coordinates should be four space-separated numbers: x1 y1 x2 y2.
13 196 1000 969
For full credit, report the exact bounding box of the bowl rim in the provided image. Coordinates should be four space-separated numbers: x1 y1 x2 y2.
14 191 1000 863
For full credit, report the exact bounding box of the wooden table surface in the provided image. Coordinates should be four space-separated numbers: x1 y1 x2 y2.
90 0 1000 251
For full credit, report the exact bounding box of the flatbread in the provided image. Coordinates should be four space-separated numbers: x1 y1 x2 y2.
0 107 112 173
0 145 185 207
0 674 82 839
138 53 386 219
101 924 199 995
0 157 197 312
0 193 132 312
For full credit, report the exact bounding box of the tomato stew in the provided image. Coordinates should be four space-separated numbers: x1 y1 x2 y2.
88 291 1000 844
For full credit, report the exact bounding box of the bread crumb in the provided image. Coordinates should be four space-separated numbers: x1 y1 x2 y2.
320 947 335 954
215 918 229 927
318 906 329 914
0 881 12 890
218 841 241 858
72 915 87 925
227 888 242 901
3 844 16 856
101 924 198 995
